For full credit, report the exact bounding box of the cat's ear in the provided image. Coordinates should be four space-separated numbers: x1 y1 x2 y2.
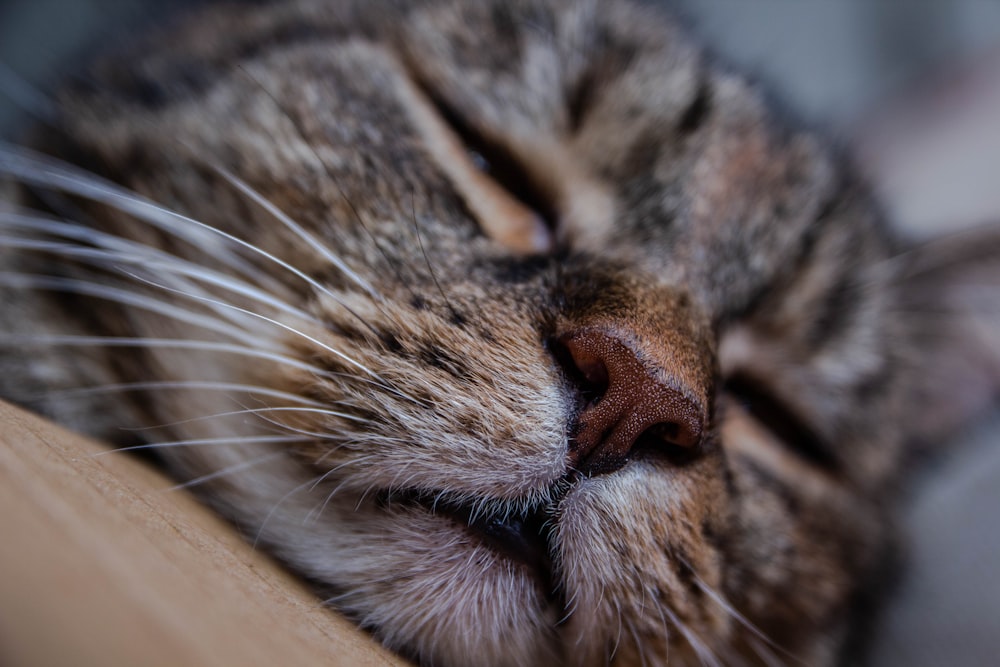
892 226 1000 449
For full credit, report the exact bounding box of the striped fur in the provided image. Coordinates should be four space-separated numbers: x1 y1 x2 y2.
2 1 998 665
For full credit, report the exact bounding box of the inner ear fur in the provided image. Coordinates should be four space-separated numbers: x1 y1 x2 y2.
892 224 1000 449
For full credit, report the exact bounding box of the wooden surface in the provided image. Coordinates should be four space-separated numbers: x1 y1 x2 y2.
0 400 408 667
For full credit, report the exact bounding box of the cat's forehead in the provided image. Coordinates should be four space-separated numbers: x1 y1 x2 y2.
393 1 850 308
60 0 883 322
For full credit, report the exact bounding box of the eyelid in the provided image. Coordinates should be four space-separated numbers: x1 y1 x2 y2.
394 73 554 255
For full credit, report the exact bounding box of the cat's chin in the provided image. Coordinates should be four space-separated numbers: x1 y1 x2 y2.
356 495 563 667
384 489 556 588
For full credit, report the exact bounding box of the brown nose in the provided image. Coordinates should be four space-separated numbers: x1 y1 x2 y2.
558 328 705 476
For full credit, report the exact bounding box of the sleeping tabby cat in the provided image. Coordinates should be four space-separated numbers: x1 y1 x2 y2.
2 1 998 665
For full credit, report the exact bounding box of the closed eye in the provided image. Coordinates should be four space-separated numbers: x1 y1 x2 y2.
395 72 558 255
723 373 840 471
427 90 560 234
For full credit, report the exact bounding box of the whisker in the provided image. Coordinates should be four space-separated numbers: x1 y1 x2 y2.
310 434 412 468
352 482 376 514
687 571 799 667
0 212 318 324
0 271 263 347
209 167 392 340
167 451 288 491
241 409 359 442
643 584 672 667
1 146 421 403
311 369 427 408
747 635 787 667
662 604 722 667
213 166 380 301
0 333 326 376
609 594 623 662
305 455 380 523
252 470 337 549
41 380 323 407
125 405 369 432
0 144 267 281
98 433 310 455
876 223 1000 283
410 188 465 325
235 65 421 304
304 475 357 525
623 616 649 667
123 270 388 383
0 145 376 327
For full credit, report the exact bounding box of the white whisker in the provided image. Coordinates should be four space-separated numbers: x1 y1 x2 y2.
305 455 380 523
689 574 798 667
252 471 334 549
0 334 325 375
247 412 352 442
167 451 288 491
0 212 318 324
747 635 787 667
100 433 310 455
0 145 269 281
214 166 381 301
0 271 263 347
1 161 418 403
874 224 1000 283
42 380 323 407
123 270 387 382
0 145 380 335
125 405 369 432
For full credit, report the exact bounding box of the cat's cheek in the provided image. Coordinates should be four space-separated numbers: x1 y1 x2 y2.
552 461 730 666
324 506 560 667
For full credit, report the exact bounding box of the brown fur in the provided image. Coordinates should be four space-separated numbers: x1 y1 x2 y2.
1 1 999 665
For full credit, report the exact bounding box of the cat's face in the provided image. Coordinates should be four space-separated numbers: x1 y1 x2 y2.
3 1 997 666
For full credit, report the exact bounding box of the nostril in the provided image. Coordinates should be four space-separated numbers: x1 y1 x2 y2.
567 343 609 391
555 327 706 476
635 421 702 466
553 335 609 404
644 420 700 450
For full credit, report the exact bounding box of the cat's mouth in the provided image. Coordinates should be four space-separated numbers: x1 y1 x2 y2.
385 489 556 587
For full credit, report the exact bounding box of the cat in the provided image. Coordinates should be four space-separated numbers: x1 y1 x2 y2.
1 1 999 665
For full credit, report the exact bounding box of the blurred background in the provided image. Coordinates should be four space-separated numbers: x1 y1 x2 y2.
1 0 999 664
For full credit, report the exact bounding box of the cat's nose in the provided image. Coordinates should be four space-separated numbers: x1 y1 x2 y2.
558 327 705 476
